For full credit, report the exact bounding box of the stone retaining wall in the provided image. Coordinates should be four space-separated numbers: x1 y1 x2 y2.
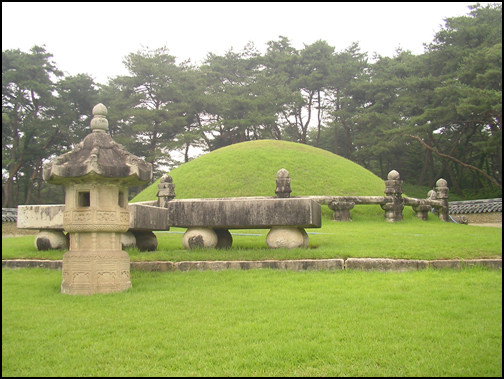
3 258 501 271
452 212 502 224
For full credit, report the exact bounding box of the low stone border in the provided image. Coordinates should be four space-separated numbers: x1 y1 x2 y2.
2 258 501 271
2 259 63 270
345 258 502 271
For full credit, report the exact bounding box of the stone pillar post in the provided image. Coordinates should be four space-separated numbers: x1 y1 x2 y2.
427 189 437 200
328 200 355 221
157 174 175 208
43 104 152 295
411 190 435 221
381 170 404 222
435 178 449 222
412 204 430 221
271 169 309 248
275 168 291 198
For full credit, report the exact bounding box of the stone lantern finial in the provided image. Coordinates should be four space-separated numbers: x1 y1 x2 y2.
90 103 109 132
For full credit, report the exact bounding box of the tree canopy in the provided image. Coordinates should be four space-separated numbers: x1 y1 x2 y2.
2 3 501 206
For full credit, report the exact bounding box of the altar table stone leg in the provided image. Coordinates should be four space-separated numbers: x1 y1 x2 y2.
266 227 309 249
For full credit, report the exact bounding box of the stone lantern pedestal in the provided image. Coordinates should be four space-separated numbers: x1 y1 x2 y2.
43 104 152 295
60 181 132 295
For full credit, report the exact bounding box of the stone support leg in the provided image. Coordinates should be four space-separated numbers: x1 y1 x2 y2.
35 230 68 250
121 231 136 249
412 205 431 221
215 229 233 249
328 201 355 221
266 227 309 249
133 231 158 251
182 227 218 249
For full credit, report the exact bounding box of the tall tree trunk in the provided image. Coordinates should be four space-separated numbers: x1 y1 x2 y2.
418 149 431 186
24 160 43 204
3 158 24 208
409 134 502 189
339 116 354 158
315 90 322 147
333 123 338 155
447 163 463 196
184 143 190 163
300 91 314 144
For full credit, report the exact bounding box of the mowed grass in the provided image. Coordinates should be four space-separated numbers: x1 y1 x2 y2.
3 207 501 262
2 267 502 377
3 140 501 377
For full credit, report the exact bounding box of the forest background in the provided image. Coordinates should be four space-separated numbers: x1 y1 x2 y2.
2 3 501 207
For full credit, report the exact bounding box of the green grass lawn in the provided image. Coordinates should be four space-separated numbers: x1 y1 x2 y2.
3 206 501 262
2 267 501 377
3 136 501 377
3 206 501 376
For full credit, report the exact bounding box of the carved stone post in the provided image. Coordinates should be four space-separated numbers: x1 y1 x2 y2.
412 204 430 221
435 178 449 222
157 174 175 208
43 104 152 295
411 190 435 221
328 200 355 221
275 168 291 198
427 189 437 200
271 168 310 248
133 173 173 251
381 170 404 222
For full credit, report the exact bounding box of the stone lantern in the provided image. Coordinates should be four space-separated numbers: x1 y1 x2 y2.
43 104 152 295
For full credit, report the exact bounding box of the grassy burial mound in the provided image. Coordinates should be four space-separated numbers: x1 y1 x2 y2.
132 139 386 203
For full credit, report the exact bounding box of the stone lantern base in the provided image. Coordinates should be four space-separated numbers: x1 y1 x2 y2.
61 249 131 295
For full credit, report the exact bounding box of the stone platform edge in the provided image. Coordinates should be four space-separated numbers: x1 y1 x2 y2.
2 258 501 271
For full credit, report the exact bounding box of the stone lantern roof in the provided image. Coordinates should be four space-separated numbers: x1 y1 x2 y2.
43 104 152 185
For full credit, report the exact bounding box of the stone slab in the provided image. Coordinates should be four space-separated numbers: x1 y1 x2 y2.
17 203 171 231
128 203 171 231
17 197 321 231
165 197 322 229
17 205 65 230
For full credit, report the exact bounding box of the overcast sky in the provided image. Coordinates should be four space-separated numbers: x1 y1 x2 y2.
2 2 494 84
